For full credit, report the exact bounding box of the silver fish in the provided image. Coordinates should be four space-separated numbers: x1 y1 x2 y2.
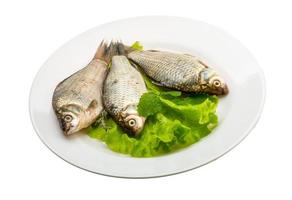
103 55 147 135
52 42 114 135
127 50 228 95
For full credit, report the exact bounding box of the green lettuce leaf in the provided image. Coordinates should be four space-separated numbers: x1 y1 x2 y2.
131 41 143 51
138 92 162 117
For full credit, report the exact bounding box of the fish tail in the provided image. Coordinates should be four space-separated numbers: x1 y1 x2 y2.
114 41 137 56
125 46 135 54
94 40 118 64
94 40 107 60
116 41 127 55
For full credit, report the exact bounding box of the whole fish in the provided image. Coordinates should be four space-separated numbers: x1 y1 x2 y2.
52 42 114 135
127 49 228 95
103 54 147 135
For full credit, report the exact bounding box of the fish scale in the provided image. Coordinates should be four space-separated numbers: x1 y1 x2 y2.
103 55 147 117
128 50 206 90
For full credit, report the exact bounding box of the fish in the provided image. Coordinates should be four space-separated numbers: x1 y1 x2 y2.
52 41 115 135
103 51 147 135
127 49 229 95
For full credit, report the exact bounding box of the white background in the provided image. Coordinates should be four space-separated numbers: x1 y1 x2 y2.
0 0 290 199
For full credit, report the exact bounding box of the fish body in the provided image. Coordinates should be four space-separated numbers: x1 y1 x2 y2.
103 55 147 135
128 50 228 95
52 42 113 135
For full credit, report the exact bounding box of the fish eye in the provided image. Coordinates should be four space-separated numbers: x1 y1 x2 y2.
128 119 136 127
64 115 73 122
213 80 221 87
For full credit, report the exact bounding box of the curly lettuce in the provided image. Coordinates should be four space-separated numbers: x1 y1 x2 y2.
88 80 218 157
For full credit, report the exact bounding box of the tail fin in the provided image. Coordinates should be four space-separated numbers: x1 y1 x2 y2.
94 40 119 64
116 42 127 55
94 40 140 63
115 41 138 56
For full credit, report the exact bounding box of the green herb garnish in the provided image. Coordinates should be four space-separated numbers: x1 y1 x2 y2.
130 41 143 51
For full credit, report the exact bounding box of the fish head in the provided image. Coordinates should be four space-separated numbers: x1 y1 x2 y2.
56 104 82 135
120 105 145 135
199 69 229 95
123 114 145 135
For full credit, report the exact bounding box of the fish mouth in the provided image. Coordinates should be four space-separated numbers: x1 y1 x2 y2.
221 84 229 95
214 84 229 96
60 119 71 135
205 84 229 96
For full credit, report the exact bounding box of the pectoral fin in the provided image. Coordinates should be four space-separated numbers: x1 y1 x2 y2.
82 100 100 128
151 80 166 87
86 100 99 115
129 60 140 70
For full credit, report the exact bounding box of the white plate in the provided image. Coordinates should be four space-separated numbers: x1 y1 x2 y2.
29 16 265 178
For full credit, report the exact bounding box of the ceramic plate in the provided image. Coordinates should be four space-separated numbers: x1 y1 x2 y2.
29 16 265 178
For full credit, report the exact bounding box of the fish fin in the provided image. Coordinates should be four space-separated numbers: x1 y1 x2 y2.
129 60 140 70
183 53 193 56
93 110 111 129
87 100 98 112
116 42 127 55
118 42 140 55
198 60 209 68
151 80 166 87
94 40 108 61
148 50 159 52
94 41 119 64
